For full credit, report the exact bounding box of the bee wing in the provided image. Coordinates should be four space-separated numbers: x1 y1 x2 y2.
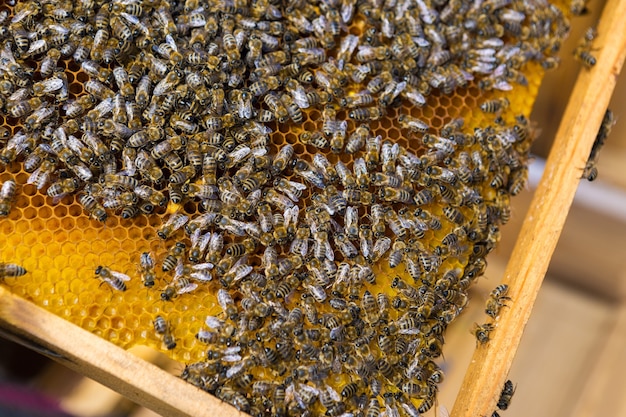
217 288 234 310
165 34 178 51
360 237 371 258
222 354 243 362
353 158 367 176
169 212 190 228
374 237 392 255
173 258 185 280
229 146 251 163
177 282 198 294
284 206 299 228
191 269 213 282
313 153 330 171
109 270 131 282
26 39 47 56
186 255 212 272
346 206 358 228
190 228 202 246
229 255 249 272
493 80 513 91
251 147 267 157
205 315 224 329
140 252 154 269
324 241 335 261
42 77 64 93
404 88 426 107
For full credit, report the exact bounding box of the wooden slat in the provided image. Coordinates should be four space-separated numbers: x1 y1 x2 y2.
570 301 626 416
0 286 245 417
450 0 626 415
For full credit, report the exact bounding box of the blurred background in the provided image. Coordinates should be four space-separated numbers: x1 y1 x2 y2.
1 0 625 416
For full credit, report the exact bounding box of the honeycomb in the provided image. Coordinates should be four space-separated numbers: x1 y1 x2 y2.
0 0 572 415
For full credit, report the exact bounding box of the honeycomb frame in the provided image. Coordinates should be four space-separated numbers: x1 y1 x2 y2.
0 0 576 415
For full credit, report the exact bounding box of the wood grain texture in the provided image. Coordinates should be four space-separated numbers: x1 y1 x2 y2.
570 302 626 417
450 0 626 415
0 286 245 417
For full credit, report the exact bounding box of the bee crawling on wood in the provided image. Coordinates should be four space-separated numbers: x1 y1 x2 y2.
582 109 616 181
485 284 511 318
472 322 495 344
573 27 597 69
497 379 516 410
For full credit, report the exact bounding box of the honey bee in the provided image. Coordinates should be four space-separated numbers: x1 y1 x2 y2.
312 229 334 261
571 0 589 15
472 322 495 344
206 232 224 265
153 315 177 350
349 106 384 121
480 98 510 113
365 135 382 170
162 242 186 272
497 379 516 410
583 109 615 181
290 226 310 256
271 144 294 176
138 252 156 288
371 236 392 262
79 194 107 222
486 284 511 318
161 276 198 301
0 263 27 280
46 178 80 200
0 179 17 217
95 266 131 291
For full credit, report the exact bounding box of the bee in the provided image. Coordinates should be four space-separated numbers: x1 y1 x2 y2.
349 106 384 121
0 263 27 280
46 178 80 200
161 274 198 301
78 194 107 222
497 379 516 410
480 97 510 113
312 229 334 261
112 67 134 98
366 397 381 417
0 180 17 217
472 322 495 344
583 109 615 181
571 0 589 15
365 135 382 170
162 242 186 273
280 93 303 124
95 266 131 291
398 114 429 133
271 144 294 176
486 284 511 318
290 226 311 256
207 233 224 264
380 186 413 204
154 316 177 350
139 252 156 288
264 93 289 122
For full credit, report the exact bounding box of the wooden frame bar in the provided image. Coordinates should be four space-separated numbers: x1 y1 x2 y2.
451 0 626 415
0 286 244 417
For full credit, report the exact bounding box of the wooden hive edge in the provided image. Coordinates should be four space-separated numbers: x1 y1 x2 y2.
451 0 626 415
0 286 245 417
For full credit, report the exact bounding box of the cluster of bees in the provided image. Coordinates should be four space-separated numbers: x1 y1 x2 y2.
0 0 574 415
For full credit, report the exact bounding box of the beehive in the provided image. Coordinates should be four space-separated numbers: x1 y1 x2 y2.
0 0 586 415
